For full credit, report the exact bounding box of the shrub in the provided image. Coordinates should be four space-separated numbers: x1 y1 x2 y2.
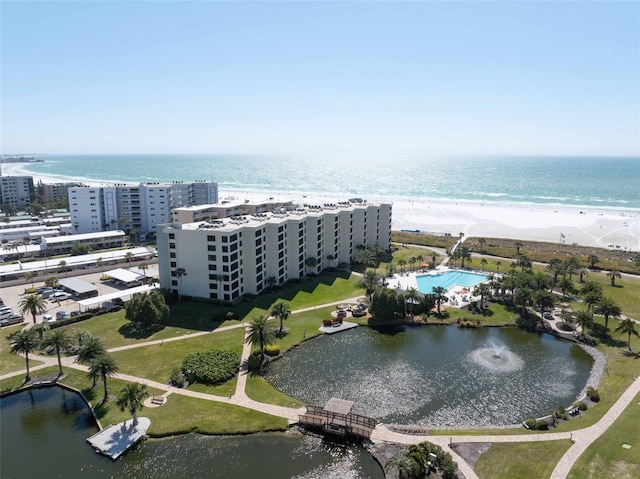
554 405 567 420
586 387 600 402
225 311 237 321
182 349 240 385
170 368 186 388
574 401 588 411
524 418 537 429
535 420 549 430
264 344 280 357
247 354 261 371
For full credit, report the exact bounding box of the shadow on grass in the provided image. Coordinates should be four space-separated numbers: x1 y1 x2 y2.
621 350 640 359
118 322 165 340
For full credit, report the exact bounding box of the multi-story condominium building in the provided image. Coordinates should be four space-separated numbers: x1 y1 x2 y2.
172 199 294 224
37 180 84 203
157 201 392 302
68 181 218 235
0 176 35 209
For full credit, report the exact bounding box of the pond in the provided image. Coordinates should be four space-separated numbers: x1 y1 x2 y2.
0 386 384 479
264 326 593 428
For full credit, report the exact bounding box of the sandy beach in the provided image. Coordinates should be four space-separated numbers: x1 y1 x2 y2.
4 163 640 251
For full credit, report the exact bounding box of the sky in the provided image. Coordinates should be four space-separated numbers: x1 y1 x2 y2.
1 1 639 156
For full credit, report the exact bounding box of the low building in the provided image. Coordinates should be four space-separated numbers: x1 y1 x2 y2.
157 200 392 302
42 230 126 255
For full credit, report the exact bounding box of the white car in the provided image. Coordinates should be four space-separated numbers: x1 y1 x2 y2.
50 292 72 302
43 314 56 323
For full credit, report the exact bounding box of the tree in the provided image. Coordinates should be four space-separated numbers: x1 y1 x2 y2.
88 354 119 403
607 270 621 287
432 286 447 315
516 255 532 271
58 260 68 277
304 256 318 273
405 287 419 317
583 291 603 313
577 267 589 283
362 269 379 301
563 257 581 280
514 286 533 317
77 335 106 387
245 315 276 369
533 289 556 318
478 237 486 252
408 256 417 271
96 256 104 272
496 260 502 272
24 271 36 288
32 322 50 341
594 296 621 331
615 318 639 351
385 452 422 479
41 329 72 377
480 258 488 269
557 276 574 299
515 241 523 255
385 263 396 278
547 259 565 285
124 290 169 328
45 276 59 288
18 293 47 324
397 259 407 273
116 383 149 426
473 283 492 310
9 329 40 382
139 262 149 278
431 252 437 268
370 288 404 319
125 251 134 266
271 302 291 335
588 254 599 269
174 267 187 302
458 247 472 269
574 309 593 336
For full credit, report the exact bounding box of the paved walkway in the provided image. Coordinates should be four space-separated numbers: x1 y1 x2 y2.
3 293 640 479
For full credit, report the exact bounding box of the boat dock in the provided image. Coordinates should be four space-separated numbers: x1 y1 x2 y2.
299 398 376 438
319 320 358 335
87 417 150 460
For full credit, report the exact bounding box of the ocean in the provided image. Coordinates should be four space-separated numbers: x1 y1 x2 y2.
6 154 640 211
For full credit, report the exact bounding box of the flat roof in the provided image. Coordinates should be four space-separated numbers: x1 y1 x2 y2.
59 277 98 294
323 398 354 415
77 284 159 307
44 230 125 244
106 268 143 283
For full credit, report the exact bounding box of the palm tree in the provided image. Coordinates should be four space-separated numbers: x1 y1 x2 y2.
139 262 149 279
514 241 523 255
563 257 581 280
385 452 422 479
458 247 472 269
32 322 50 341
594 296 621 330
478 237 486 252
557 276 574 299
430 252 437 268
88 354 119 403
397 259 407 273
362 269 379 300
245 315 276 369
407 256 417 271
496 260 502 272
405 287 419 317
516 255 531 271
546 258 565 286
116 383 149 426
480 258 488 269
607 270 621 287
574 309 593 336
577 267 589 283
45 276 59 288
41 329 72 377
77 335 106 387
385 263 396 278
125 251 134 266
615 318 639 351
9 329 40 382
96 256 103 273
174 267 187 302
271 302 291 335
432 286 447 315
58 260 68 277
24 271 36 288
473 283 492 310
514 286 533 316
533 289 556 319
211 273 224 303
588 254 599 269
18 293 47 324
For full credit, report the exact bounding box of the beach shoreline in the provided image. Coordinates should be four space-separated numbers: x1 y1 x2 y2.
3 162 639 252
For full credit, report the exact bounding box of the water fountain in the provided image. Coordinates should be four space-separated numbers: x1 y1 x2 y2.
469 339 524 373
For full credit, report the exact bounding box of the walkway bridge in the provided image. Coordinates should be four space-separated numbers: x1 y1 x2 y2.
298 398 376 439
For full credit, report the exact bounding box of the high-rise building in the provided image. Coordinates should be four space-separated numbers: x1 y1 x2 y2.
0 176 35 209
68 181 218 235
156 201 392 301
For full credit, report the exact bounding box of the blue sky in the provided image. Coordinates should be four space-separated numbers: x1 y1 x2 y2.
2 1 639 156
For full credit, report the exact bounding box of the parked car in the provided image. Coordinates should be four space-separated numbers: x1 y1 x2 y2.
543 312 554 320
0 314 24 327
70 310 82 317
56 311 71 320
40 288 58 298
0 306 15 321
112 298 125 306
50 292 72 302
43 314 56 323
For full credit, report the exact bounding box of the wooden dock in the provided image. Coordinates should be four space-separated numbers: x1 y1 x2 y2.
299 398 376 439
87 417 150 459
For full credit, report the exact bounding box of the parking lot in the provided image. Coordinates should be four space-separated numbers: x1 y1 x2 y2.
0 270 139 326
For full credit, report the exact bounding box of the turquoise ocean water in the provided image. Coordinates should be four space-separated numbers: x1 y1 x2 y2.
9 154 640 210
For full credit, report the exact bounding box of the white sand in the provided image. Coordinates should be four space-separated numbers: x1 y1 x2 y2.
4 163 639 251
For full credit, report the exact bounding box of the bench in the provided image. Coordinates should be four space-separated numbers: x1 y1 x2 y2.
151 396 164 405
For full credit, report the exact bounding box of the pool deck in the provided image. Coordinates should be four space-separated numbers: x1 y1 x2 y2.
319 320 358 334
87 417 150 460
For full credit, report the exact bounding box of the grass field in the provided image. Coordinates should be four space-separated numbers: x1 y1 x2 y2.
0 324 44 375
475 440 572 479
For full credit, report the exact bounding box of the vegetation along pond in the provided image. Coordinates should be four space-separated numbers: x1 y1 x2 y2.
265 326 593 429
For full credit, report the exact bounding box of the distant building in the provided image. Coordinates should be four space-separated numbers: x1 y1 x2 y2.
37 180 84 203
157 200 392 302
42 230 127 255
172 199 294 224
0 176 35 209
68 181 218 235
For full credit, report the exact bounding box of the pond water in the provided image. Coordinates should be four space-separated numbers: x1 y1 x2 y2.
0 387 384 479
265 326 593 428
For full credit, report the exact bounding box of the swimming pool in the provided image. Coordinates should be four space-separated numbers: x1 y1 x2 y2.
415 270 488 293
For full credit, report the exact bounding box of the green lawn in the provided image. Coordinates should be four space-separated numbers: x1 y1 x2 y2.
111 328 245 384
567 392 640 479
1 324 44 375
245 374 305 408
475 440 572 479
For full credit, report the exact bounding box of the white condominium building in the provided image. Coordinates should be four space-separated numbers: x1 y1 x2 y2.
157 201 392 302
68 181 218 235
0 176 35 209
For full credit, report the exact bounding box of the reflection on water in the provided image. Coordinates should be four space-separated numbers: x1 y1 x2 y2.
1 387 384 479
265 326 593 429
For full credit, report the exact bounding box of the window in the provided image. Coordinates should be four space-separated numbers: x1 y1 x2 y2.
222 245 229 252
208 254 216 261
169 233 175 239
208 245 215 251
171 262 177 268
